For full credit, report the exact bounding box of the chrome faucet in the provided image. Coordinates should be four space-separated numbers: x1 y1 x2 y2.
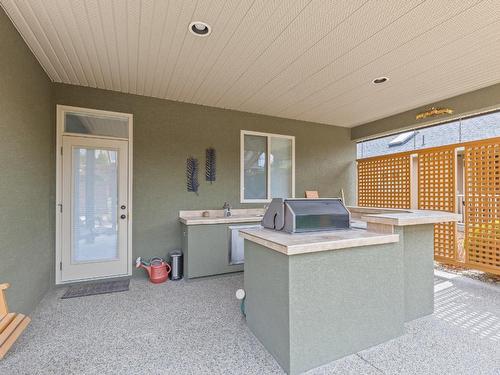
223 202 232 217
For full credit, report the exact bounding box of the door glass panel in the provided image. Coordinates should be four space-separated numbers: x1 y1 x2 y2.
72 147 118 263
244 135 267 199
65 113 129 138
270 137 292 198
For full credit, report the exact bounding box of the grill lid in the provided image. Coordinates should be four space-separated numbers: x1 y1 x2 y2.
262 198 350 233
285 200 348 216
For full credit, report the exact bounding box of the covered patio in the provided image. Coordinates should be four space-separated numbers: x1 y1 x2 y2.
1 0 500 374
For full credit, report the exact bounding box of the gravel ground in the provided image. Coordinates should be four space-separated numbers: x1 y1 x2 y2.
434 262 499 285
434 229 499 285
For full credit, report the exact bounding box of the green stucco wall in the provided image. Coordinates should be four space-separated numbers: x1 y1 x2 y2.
0 8 54 313
53 83 356 276
244 240 405 374
351 82 500 140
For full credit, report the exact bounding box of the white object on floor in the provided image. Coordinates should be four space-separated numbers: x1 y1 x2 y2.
236 289 245 300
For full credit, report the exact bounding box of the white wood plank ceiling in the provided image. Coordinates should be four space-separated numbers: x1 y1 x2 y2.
2 0 500 127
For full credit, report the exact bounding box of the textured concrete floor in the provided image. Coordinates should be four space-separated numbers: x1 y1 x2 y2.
0 270 499 375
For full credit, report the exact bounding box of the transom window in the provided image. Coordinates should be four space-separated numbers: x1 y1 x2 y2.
240 130 295 203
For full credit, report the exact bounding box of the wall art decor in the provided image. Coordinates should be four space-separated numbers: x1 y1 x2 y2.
186 156 199 193
205 147 216 183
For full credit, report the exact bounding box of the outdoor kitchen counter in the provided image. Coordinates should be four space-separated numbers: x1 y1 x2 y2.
347 206 461 226
239 209 459 256
239 227 399 255
242 209 460 375
179 208 264 225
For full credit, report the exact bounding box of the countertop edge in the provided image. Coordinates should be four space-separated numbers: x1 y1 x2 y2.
361 213 461 226
240 231 400 256
179 217 263 225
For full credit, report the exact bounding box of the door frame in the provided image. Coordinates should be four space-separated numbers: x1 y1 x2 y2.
55 105 133 284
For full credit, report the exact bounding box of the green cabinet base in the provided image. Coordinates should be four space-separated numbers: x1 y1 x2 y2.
181 223 255 279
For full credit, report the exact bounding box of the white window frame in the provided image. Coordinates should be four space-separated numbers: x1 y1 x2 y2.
55 105 133 284
240 130 295 203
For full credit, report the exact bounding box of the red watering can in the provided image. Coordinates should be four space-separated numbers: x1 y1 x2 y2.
136 257 171 284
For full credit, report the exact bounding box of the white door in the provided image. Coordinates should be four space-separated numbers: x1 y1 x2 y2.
61 136 129 282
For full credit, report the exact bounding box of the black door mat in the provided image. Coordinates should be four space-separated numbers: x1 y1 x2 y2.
61 279 130 299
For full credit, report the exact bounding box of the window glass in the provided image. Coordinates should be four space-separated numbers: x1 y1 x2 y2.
243 135 267 200
72 148 118 262
270 137 292 198
65 112 129 138
242 132 294 201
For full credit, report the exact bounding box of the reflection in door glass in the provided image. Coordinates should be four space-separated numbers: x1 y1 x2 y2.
72 148 118 263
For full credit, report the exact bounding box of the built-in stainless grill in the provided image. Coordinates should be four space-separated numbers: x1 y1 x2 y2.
262 198 350 233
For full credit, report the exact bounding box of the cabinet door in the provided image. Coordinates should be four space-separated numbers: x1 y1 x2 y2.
186 224 247 278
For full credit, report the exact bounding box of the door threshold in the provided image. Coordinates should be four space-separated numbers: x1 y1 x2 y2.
58 273 132 286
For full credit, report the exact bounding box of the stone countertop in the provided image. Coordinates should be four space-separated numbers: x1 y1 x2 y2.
179 208 265 225
239 227 399 256
347 206 461 226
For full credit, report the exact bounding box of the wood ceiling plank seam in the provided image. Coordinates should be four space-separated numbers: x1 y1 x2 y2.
165 0 254 100
186 0 286 103
4 0 500 127
247 0 442 115
288 10 494 122
335 71 500 125
65 0 102 88
73 0 107 90
279 0 494 120
126 0 141 94
121 0 132 93
389 58 500 105
142 0 171 97
97 0 123 92
109 0 126 92
275 0 488 118
51 0 95 87
163 0 202 99
214 0 370 109
177 0 244 102
73 0 108 89
158 0 200 99
304 17 500 123
14 0 71 82
134 0 143 94
88 0 116 90
195 0 335 105
151 0 187 98
32 0 82 85
240 0 441 114
167 0 228 101
200 0 311 106
310 40 500 125
184 0 265 104
152 0 185 98
136 0 155 96
0 0 60 81
280 4 500 120
234 0 403 109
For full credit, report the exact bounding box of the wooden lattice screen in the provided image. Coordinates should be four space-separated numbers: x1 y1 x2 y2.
357 154 411 208
464 140 500 275
418 147 457 264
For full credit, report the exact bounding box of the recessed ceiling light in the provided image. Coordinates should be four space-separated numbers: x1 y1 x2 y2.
372 77 389 84
189 21 211 37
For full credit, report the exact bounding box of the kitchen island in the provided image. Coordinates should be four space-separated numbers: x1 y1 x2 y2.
240 208 460 375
